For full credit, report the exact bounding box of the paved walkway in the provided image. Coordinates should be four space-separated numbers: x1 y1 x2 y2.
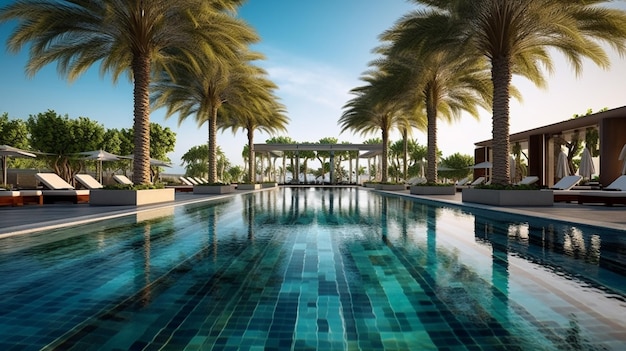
1 187 625 237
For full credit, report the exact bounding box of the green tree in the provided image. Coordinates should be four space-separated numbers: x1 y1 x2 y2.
218 65 288 183
1 0 248 184
0 113 29 149
439 152 473 182
27 110 105 182
409 0 626 185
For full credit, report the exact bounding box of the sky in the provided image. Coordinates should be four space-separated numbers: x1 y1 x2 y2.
1 0 626 175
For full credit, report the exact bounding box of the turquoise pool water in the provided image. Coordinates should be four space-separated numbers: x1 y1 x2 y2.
0 187 624 350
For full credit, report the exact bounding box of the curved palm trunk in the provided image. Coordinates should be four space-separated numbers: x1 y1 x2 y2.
402 129 408 181
491 56 512 185
247 128 255 183
131 54 152 184
207 106 219 183
426 90 438 183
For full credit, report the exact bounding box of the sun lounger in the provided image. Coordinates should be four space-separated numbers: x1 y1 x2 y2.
179 176 194 186
550 175 582 190
74 174 104 190
35 173 89 204
516 176 539 186
113 174 134 185
602 175 626 191
0 191 21 206
469 176 485 187
184 177 199 185
571 175 626 206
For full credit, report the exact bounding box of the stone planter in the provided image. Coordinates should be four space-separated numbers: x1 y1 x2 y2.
363 182 377 188
462 189 553 206
193 185 234 194
410 185 456 195
262 182 278 188
375 184 407 191
238 183 261 190
90 188 175 206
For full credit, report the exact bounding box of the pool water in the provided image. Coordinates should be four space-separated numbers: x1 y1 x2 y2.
0 187 624 350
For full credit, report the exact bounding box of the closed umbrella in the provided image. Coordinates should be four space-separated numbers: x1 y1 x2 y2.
578 147 595 180
0 145 37 188
556 150 570 179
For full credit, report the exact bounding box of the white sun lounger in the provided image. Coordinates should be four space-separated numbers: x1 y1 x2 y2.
74 174 104 190
113 174 134 185
35 173 89 204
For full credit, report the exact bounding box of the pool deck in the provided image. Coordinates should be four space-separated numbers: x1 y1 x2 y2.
1 186 625 237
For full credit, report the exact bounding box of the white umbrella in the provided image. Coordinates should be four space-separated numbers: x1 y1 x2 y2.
75 149 122 183
619 144 626 175
578 147 595 180
556 150 570 179
0 145 37 188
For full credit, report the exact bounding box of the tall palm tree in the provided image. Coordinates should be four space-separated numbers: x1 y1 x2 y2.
371 48 493 183
219 69 289 183
0 0 249 184
340 69 423 183
409 0 626 185
151 47 264 183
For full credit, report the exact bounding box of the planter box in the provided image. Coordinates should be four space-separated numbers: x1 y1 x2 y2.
238 183 261 190
375 184 407 191
363 182 377 188
194 185 234 194
462 188 553 206
410 185 456 195
90 188 175 206
262 182 278 188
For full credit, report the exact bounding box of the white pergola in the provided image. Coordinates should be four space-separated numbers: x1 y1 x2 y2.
252 143 383 184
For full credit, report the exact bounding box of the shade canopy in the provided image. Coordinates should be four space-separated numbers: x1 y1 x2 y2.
75 149 122 183
0 145 37 188
122 154 172 167
469 161 492 169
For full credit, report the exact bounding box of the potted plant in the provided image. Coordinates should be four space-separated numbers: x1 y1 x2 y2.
90 183 175 206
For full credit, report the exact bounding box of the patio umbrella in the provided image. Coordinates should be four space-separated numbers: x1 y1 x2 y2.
122 154 172 168
0 145 37 188
578 147 595 180
556 150 570 179
75 149 121 183
470 161 492 169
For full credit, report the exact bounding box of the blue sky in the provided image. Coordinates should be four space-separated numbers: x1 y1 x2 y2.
1 0 626 174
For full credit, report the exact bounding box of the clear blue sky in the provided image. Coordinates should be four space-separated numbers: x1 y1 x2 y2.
1 0 625 174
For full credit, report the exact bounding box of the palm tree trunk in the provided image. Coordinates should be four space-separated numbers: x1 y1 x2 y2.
402 129 408 181
207 107 218 183
131 53 152 184
491 56 512 185
426 91 438 183
247 128 254 183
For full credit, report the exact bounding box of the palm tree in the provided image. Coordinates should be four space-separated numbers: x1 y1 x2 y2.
372 40 493 183
340 70 418 183
151 47 264 183
409 0 626 185
219 68 289 183
0 0 250 184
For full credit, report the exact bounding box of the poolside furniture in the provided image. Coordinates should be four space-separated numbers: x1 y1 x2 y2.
574 175 626 206
74 174 104 190
406 177 426 186
550 175 582 190
185 177 199 185
0 190 21 206
549 175 583 202
179 176 194 186
516 176 539 186
456 177 469 186
192 177 205 184
35 173 89 204
113 174 134 185
469 176 485 187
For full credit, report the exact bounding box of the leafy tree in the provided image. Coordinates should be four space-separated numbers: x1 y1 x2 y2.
228 165 244 184
1 0 248 184
181 145 209 178
409 0 626 185
439 152 473 182
0 113 29 149
27 110 105 182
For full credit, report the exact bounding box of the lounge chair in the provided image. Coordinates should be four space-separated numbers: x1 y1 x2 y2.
74 174 103 190
0 190 21 206
192 177 205 184
184 177 199 185
469 176 485 187
548 175 583 202
456 177 469 186
406 177 426 186
575 175 626 206
516 176 539 186
35 173 89 204
113 174 133 185
179 176 194 186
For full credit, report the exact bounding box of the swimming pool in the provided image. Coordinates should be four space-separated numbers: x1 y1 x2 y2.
0 187 624 350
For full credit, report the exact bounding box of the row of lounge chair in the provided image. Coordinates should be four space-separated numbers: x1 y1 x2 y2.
179 176 208 186
0 173 135 206
552 175 626 205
